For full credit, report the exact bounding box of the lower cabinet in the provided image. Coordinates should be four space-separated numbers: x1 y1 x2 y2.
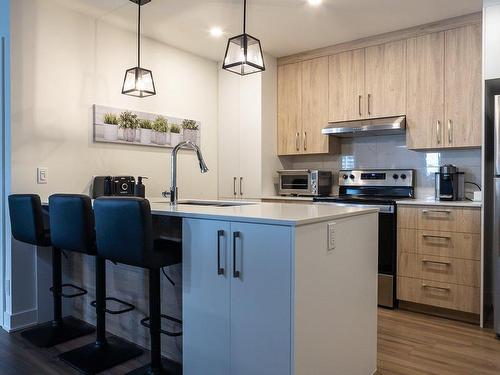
182 218 291 375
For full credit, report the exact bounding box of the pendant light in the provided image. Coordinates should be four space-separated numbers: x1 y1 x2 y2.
222 0 265 75
122 0 156 98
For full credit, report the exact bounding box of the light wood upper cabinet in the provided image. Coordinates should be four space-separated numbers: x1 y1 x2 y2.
444 24 482 148
278 58 333 156
278 63 302 155
301 57 330 154
365 40 406 118
328 49 365 122
406 32 445 150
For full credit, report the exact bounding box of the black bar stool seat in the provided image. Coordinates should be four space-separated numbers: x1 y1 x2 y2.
8 194 95 348
94 197 182 375
51 194 143 374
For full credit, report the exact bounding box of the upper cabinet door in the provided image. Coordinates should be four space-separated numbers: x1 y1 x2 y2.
278 63 302 155
301 57 329 154
444 24 482 148
329 49 365 122
406 32 445 150
365 40 406 118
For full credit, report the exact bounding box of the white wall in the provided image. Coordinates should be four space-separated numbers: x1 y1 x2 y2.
11 0 218 201
9 0 219 329
484 2 500 80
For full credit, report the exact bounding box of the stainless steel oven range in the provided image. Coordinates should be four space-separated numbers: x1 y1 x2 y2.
314 169 415 308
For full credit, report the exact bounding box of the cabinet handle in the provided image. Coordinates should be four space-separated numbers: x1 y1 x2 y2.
217 230 225 276
422 209 451 215
422 284 450 292
436 120 441 144
358 95 362 116
295 132 300 151
422 234 451 240
303 132 307 151
239 177 243 196
367 94 371 115
422 259 451 266
233 231 241 278
448 119 453 144
233 177 237 196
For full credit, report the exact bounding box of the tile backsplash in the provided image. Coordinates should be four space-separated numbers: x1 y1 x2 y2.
279 134 482 198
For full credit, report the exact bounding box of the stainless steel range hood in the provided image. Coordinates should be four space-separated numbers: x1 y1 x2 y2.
322 116 406 137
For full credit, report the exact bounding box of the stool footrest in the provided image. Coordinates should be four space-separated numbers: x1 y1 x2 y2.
140 314 183 337
50 283 88 298
91 297 135 315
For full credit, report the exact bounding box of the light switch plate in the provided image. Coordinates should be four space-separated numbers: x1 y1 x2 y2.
327 222 336 251
37 167 48 184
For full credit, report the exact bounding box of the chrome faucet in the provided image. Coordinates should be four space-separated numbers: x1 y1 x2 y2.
162 141 209 205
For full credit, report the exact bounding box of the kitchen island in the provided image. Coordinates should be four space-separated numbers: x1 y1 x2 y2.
66 200 378 375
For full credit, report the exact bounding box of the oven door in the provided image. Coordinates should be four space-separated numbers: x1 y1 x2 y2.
278 170 312 196
315 202 396 308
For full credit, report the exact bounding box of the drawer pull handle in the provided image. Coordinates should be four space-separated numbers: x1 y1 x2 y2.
422 234 451 240
422 209 452 215
422 259 451 266
422 284 450 292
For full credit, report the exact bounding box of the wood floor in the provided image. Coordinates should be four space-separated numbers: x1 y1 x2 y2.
1 309 500 374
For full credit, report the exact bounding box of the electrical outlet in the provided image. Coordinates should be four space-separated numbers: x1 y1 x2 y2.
37 167 48 184
327 222 336 251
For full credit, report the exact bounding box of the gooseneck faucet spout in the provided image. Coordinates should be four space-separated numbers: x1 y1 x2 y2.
162 141 209 205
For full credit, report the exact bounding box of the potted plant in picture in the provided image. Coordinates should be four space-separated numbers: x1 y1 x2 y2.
170 123 182 147
182 119 199 143
139 119 153 145
103 113 119 141
153 116 169 145
119 111 138 142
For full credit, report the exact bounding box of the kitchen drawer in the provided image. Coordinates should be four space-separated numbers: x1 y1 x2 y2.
397 206 417 229
397 228 417 254
398 253 480 287
417 230 480 260
397 276 480 314
416 207 480 233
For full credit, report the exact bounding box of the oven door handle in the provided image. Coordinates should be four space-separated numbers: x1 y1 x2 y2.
313 202 394 213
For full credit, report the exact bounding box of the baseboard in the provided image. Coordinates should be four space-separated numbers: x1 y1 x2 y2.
3 308 38 332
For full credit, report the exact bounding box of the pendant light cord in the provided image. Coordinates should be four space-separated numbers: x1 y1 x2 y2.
137 0 141 68
243 0 246 34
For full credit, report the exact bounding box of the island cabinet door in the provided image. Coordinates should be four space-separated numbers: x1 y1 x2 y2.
229 222 292 375
182 218 231 375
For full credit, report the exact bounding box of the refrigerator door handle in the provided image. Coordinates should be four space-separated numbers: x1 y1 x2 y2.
495 96 500 175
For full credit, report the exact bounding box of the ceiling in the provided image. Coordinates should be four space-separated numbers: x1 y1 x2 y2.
58 0 482 61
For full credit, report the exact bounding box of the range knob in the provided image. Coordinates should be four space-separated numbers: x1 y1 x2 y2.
342 174 349 180
401 174 407 180
393 174 399 180
349 174 355 180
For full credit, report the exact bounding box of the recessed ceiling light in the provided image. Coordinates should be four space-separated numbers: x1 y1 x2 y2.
210 26 224 38
308 0 322 6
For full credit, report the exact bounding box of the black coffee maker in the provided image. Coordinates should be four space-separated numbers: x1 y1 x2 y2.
435 164 465 201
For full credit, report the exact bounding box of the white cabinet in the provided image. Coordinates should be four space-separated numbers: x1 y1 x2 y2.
218 70 262 200
182 218 291 375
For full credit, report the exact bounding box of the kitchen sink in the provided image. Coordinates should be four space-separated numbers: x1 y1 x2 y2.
153 199 255 207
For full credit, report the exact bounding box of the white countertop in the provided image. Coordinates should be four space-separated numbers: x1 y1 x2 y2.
261 195 315 202
396 198 482 208
149 199 378 226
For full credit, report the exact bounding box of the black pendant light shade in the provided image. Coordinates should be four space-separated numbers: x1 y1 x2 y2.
122 0 156 97
222 0 265 75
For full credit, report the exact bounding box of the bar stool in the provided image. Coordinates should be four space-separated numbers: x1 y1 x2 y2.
7 194 94 348
94 197 182 375
50 194 143 374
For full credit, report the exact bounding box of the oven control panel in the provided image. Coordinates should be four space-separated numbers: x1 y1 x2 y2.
339 169 414 187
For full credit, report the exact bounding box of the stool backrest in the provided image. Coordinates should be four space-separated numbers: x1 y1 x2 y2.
94 197 153 267
8 194 49 246
49 194 97 255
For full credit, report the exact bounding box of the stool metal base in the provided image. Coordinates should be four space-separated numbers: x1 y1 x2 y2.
125 358 182 375
59 336 143 374
20 316 95 348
